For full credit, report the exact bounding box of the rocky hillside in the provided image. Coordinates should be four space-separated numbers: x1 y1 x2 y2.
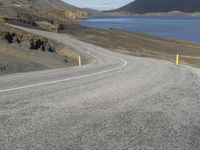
0 0 87 75
0 0 88 31
0 22 80 75
109 0 200 14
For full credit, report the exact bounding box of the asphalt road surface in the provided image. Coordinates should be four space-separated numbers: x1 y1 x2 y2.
0 26 200 150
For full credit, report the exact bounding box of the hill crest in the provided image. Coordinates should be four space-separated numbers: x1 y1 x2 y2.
111 0 200 14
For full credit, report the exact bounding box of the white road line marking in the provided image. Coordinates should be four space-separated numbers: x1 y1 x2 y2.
0 59 127 93
0 24 128 94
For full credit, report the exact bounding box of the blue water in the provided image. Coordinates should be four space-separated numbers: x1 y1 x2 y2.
79 16 200 43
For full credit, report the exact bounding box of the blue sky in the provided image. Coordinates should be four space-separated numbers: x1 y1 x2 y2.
63 0 134 10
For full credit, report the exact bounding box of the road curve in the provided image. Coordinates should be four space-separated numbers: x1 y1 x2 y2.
0 26 200 150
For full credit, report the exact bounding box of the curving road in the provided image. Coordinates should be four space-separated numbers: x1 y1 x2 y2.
0 26 200 150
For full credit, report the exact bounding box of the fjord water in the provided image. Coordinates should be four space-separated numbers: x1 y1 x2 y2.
79 16 200 43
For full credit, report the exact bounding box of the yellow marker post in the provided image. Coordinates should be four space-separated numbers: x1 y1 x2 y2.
78 56 82 67
176 54 179 65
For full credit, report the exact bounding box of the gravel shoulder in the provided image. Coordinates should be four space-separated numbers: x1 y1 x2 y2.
0 27 200 149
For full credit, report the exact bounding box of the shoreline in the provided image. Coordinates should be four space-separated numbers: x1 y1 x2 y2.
79 15 200 44
60 24 200 68
100 11 200 17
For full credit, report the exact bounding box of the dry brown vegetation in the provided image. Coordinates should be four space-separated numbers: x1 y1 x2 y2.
0 0 89 75
0 23 80 75
0 0 88 32
62 25 200 68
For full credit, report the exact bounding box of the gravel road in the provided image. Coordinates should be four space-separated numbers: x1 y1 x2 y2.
0 26 200 150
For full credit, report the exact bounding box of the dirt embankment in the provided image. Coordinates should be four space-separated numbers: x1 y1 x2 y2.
0 23 80 75
1 21 200 76
61 25 200 68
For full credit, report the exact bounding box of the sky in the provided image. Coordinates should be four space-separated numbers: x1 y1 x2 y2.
63 0 134 10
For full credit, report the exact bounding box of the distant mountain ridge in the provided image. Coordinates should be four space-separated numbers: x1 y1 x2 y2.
110 0 200 14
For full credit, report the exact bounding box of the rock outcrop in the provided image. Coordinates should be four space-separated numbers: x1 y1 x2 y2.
0 30 55 53
0 0 88 31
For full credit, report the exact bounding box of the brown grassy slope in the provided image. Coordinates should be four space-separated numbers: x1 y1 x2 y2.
0 39 81 75
0 23 80 75
0 0 88 20
0 0 88 32
0 43 45 75
61 25 200 68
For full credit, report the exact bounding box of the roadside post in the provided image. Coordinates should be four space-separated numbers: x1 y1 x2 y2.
176 54 179 65
79 56 82 67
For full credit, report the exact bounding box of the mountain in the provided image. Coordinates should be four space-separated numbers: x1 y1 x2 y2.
83 8 103 16
0 0 88 19
0 0 88 31
110 0 200 14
